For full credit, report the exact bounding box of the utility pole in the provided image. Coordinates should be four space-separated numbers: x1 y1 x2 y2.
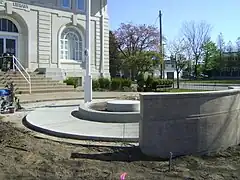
159 10 164 79
84 0 92 103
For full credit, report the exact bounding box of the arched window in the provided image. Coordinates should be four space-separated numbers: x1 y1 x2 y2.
60 27 83 61
0 18 18 33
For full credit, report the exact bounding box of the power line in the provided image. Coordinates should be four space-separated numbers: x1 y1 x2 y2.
153 15 159 26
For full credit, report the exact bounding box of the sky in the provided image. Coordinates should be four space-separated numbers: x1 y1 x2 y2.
108 0 240 45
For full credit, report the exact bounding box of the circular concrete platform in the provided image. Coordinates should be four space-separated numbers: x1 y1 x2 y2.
77 101 140 123
106 100 140 112
23 105 139 142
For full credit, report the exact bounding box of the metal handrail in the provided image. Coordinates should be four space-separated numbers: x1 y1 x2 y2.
12 55 31 94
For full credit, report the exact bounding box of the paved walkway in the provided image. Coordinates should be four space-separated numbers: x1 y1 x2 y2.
19 91 139 103
24 101 139 142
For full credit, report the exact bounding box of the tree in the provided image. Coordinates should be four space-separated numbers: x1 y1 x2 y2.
225 41 234 53
115 23 161 56
109 31 121 77
225 41 236 76
217 32 225 53
216 33 226 76
202 40 220 77
182 45 194 77
123 51 161 75
236 37 240 68
236 37 240 52
168 38 188 88
114 23 161 78
181 21 211 78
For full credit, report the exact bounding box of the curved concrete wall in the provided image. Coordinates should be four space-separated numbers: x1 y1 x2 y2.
139 88 240 158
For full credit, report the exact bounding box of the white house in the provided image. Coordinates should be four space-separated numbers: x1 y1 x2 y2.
0 0 110 81
153 58 182 79
164 59 177 79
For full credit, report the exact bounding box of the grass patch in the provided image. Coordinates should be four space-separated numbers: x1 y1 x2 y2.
180 80 240 84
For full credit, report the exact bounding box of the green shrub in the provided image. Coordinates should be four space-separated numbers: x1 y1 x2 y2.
92 79 100 90
64 77 79 88
152 79 173 91
135 77 174 92
151 79 159 91
121 78 132 88
158 79 173 87
98 77 111 89
136 73 145 92
111 78 122 90
145 75 154 91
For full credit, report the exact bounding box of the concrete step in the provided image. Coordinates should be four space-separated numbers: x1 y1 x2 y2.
0 84 75 93
0 71 76 94
0 80 71 88
4 72 45 76
5 77 52 81
3 74 45 78
0 84 74 89
0 78 64 84
0 81 65 87
15 84 74 89
14 82 68 87
2 79 62 84
0 86 76 94
0 71 39 74
16 87 76 94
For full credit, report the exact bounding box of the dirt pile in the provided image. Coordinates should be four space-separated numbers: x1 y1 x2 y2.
0 118 239 180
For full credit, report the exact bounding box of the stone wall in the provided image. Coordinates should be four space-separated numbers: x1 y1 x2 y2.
139 89 240 158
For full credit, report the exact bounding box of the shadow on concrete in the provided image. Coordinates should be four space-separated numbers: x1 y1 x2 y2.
70 146 163 162
71 110 87 120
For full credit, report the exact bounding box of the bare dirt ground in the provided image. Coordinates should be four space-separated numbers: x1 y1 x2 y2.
0 115 239 180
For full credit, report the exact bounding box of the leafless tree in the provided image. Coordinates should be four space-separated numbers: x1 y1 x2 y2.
217 32 225 53
168 38 188 88
184 44 194 77
181 21 211 78
226 41 234 53
236 37 240 52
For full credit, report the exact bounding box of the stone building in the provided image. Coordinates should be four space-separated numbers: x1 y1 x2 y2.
0 0 109 81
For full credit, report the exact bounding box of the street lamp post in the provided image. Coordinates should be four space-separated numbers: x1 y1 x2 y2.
84 0 92 103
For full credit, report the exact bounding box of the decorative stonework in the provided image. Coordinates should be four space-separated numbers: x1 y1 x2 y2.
38 11 51 64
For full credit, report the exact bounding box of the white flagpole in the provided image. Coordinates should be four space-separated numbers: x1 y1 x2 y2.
84 0 92 103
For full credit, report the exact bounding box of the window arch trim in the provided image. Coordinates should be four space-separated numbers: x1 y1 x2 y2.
59 26 84 63
0 18 18 33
